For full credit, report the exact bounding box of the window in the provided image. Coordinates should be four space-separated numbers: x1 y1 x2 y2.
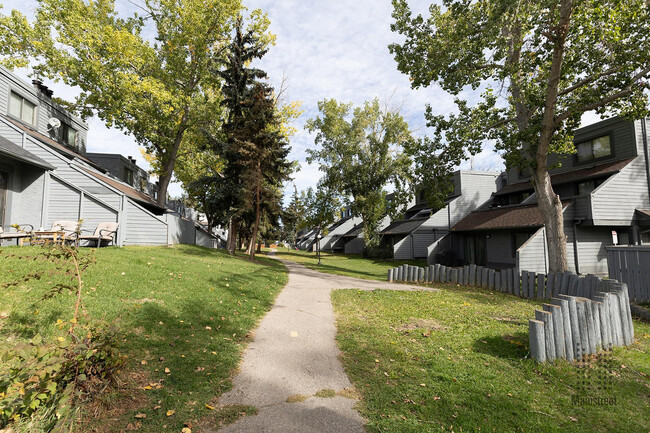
124 167 134 185
60 123 77 148
8 92 36 125
577 178 605 196
576 135 611 163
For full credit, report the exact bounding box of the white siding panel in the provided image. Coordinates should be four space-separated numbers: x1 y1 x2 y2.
124 200 167 246
48 176 81 225
412 232 437 259
394 235 412 260
166 213 196 245
591 156 650 224
81 195 118 234
516 228 549 273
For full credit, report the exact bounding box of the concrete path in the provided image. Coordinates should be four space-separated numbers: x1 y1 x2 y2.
213 256 431 433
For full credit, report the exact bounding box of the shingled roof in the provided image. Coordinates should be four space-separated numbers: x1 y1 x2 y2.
495 158 634 196
452 203 570 232
80 167 165 214
342 223 363 238
380 217 429 235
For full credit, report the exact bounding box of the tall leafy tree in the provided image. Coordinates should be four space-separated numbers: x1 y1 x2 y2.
306 98 413 249
0 0 272 206
391 0 650 272
301 185 341 251
281 185 305 248
199 18 292 258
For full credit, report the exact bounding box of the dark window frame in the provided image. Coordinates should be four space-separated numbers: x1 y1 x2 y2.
573 132 614 166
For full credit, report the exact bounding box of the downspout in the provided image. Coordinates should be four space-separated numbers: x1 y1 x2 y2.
642 118 650 245
642 118 650 200
573 218 585 275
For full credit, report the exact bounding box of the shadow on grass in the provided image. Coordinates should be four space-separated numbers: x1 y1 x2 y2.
472 333 529 360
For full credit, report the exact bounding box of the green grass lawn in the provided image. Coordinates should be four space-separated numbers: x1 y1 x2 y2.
332 284 650 433
270 248 427 281
0 245 288 432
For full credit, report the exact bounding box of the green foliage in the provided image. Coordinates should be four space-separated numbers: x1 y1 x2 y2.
0 323 123 431
333 287 650 433
0 241 123 431
281 185 305 247
0 0 273 204
390 0 650 270
306 98 413 248
301 185 341 239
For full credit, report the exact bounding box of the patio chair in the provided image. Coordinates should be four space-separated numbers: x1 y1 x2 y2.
0 224 33 246
78 222 119 247
34 220 80 244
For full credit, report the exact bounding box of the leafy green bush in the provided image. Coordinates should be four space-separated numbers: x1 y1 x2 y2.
0 235 124 431
0 322 124 431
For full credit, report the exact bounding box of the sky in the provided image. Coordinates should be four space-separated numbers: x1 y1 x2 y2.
3 0 600 203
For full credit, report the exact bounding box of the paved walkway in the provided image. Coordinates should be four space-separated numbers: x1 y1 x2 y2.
214 256 432 433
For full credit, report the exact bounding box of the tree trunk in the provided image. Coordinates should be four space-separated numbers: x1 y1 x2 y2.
227 217 239 255
249 166 262 260
532 169 568 272
156 126 187 207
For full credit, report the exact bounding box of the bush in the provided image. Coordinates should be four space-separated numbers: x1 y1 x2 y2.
0 322 124 431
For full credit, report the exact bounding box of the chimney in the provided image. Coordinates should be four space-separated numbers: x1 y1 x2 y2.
32 79 53 98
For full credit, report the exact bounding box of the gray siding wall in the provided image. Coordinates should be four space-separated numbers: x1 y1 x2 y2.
124 200 167 246
394 234 412 260
590 120 650 225
0 67 88 153
572 226 613 275
47 175 118 231
344 237 365 254
7 162 45 229
516 227 549 273
506 117 638 185
166 213 196 245
486 231 518 268
196 230 215 248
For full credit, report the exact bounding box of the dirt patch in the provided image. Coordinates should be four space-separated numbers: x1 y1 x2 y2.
314 389 337 398
286 394 310 403
337 387 362 400
194 404 257 431
74 369 151 433
393 318 446 332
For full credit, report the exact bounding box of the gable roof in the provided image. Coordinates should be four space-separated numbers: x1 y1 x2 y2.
452 202 570 232
495 158 634 196
380 217 429 235
79 167 165 214
0 135 55 170
342 223 364 238
3 115 105 172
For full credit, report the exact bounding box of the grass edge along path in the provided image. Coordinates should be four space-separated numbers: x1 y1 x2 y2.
0 245 288 433
269 249 426 282
332 283 650 433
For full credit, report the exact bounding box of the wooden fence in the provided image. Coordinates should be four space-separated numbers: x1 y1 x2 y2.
606 245 650 302
388 264 608 300
387 264 635 363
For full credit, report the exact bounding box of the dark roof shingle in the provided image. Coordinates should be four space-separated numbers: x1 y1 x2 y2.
380 217 428 235
452 203 570 232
